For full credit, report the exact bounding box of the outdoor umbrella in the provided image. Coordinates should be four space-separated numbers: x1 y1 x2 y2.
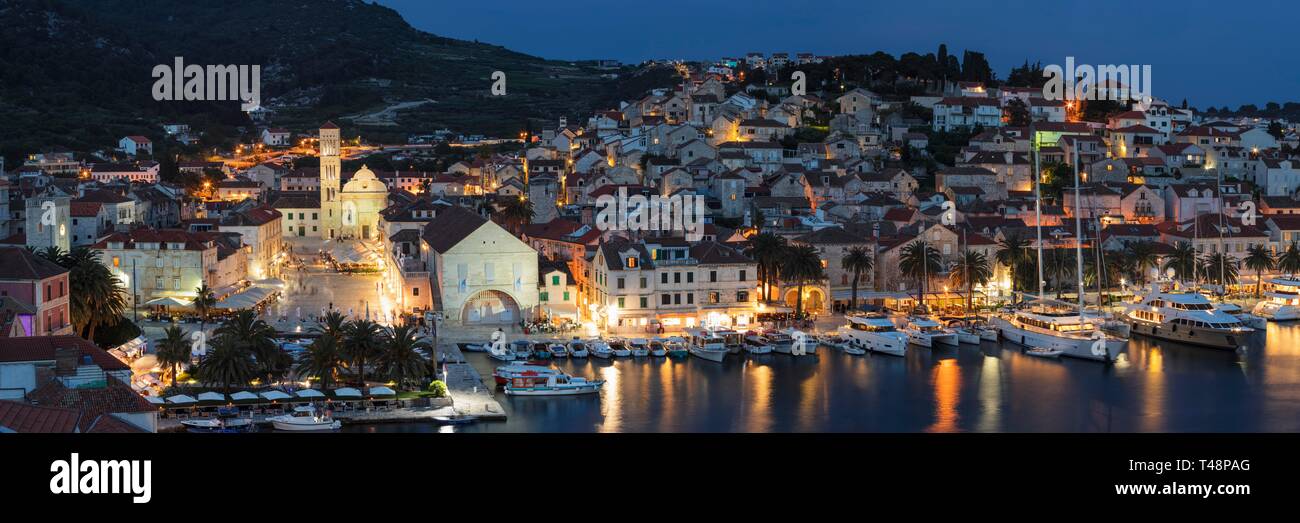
229 391 260 404
332 387 362 399
368 386 396 398
165 394 197 405
260 390 292 402
196 391 227 406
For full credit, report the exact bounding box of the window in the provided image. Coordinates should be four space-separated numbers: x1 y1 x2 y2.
662 294 671 305
661 273 669 284
739 270 747 282
563 292 570 301
412 287 419 296
674 294 682 305
617 277 625 289
540 292 549 302
687 272 694 283
640 277 647 288
640 296 648 308
627 257 638 268
674 273 682 284
709 292 720 304
552 275 560 286
737 291 749 302
617 297 625 308
484 263 495 282
710 270 717 282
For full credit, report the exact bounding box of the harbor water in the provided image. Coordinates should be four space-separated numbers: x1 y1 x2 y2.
346 322 1300 433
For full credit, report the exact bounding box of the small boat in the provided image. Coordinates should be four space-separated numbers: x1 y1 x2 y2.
547 343 568 358
975 325 999 342
818 334 849 351
511 340 535 359
181 407 256 433
686 329 729 362
463 343 490 353
628 338 651 357
664 337 690 359
843 345 866 356
504 373 605 396
588 340 613 359
432 414 480 425
903 317 959 348
268 405 341 431
648 339 668 357
493 363 562 385
567 340 590 358
1024 346 1064 359
531 342 553 360
608 339 632 357
489 345 516 361
716 330 745 354
763 331 794 354
743 335 774 354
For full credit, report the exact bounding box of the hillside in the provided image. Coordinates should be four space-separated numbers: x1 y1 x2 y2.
0 0 667 161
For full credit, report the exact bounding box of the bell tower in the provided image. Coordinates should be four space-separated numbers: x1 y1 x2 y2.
319 121 342 239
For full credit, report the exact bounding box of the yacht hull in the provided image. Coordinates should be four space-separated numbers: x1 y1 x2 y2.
1125 320 1247 350
991 317 1123 362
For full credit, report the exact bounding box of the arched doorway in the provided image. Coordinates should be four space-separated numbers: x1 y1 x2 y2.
461 290 521 325
783 287 825 313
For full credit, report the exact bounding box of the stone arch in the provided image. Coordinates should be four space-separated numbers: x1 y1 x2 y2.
461 289 521 325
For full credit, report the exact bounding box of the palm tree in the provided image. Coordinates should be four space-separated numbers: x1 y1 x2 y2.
899 240 942 310
1200 253 1239 286
1278 242 1300 277
154 325 191 388
497 197 535 235
342 319 385 387
193 283 217 335
778 245 825 318
1244 244 1276 296
1044 247 1076 299
1124 240 1160 285
214 310 282 385
841 246 874 311
60 247 127 341
1162 242 1198 282
747 233 787 302
37 246 66 264
295 334 345 390
378 325 430 388
313 310 349 341
198 335 256 395
995 233 1032 293
948 249 992 316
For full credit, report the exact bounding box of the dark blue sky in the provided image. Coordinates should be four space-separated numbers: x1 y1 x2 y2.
378 0 1298 109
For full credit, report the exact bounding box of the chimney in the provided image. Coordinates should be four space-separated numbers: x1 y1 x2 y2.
54 346 79 376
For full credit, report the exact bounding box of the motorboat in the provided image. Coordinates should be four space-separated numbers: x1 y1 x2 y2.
530 342 553 360
647 339 668 357
991 303 1126 362
664 337 690 359
1024 346 1064 358
817 334 849 351
715 330 745 354
1216 302 1267 329
488 343 516 362
685 329 729 362
1122 284 1252 350
588 340 613 359
503 373 605 396
492 363 562 385
742 334 774 354
843 345 866 356
627 338 651 357
181 407 255 433
268 405 341 431
432 414 480 425
950 327 981 345
608 339 632 357
511 340 535 359
842 313 908 356
567 340 589 358
902 317 959 348
463 342 490 353
548 343 569 358
763 331 794 354
1254 277 1300 320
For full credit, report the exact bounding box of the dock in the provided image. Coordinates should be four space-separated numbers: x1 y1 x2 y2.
436 342 508 421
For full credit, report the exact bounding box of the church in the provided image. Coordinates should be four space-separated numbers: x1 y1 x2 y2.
275 122 388 240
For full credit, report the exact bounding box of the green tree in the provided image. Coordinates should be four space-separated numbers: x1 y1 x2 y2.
1200 253 1239 286
948 249 992 316
342 319 385 386
1162 242 1199 282
154 325 191 388
1244 244 1276 296
214 310 282 385
378 324 430 389
193 283 217 335
313 310 349 341
1278 242 1300 276
497 197 535 235
841 246 874 311
1124 241 1160 285
747 233 788 302
198 335 255 394
995 232 1032 293
779 245 825 318
60 247 128 341
295 334 345 390
899 240 942 310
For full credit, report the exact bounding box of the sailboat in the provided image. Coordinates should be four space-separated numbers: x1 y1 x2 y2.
991 144 1127 362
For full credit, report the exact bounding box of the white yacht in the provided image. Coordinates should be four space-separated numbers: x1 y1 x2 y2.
686 329 729 362
503 373 604 396
841 314 908 356
567 340 589 358
742 334 774 354
1123 286 1252 350
269 406 341 431
1215 302 1267 329
715 330 746 354
608 339 632 357
647 338 668 357
902 316 959 348
991 305 1125 362
1253 277 1300 320
763 331 795 354
950 326 981 345
588 340 613 359
627 338 651 357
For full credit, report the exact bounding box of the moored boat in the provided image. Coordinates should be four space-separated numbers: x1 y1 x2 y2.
903 317 959 348
1024 346 1064 358
548 343 569 358
268 405 341 431
1254 277 1300 320
842 313 908 356
608 339 632 357
493 363 562 385
686 329 729 362
742 334 773 354
504 373 605 396
567 340 589 358
588 340 613 359
647 338 668 357
628 338 651 357
664 337 689 359
1122 284 1252 350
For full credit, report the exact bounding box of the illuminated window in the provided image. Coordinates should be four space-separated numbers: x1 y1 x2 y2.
627 257 637 268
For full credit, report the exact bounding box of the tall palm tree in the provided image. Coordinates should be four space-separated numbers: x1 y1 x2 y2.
778 245 825 318
342 319 385 387
948 249 992 316
60 247 127 341
193 283 217 334
747 233 787 302
1044 247 1077 299
198 335 255 394
313 310 349 341
1162 242 1198 282
841 246 874 311
215 310 282 385
154 325 191 388
1244 244 1276 296
1278 242 1300 277
899 240 942 311
995 233 1032 293
1124 240 1160 285
1200 253 1239 286
497 197 535 235
379 325 430 388
295 334 345 390
37 246 66 264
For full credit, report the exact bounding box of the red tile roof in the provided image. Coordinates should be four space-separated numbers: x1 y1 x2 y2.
0 247 68 280
0 335 128 370
0 401 81 433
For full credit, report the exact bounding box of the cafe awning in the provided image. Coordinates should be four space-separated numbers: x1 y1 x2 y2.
145 296 194 307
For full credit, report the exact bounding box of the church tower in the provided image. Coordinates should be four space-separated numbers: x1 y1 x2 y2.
319 121 342 239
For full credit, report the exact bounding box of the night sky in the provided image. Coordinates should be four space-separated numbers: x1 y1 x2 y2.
377 0 1298 110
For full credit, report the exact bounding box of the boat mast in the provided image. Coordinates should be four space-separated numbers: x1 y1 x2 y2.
1033 127 1045 308
1073 148 1085 314
1218 172 1227 296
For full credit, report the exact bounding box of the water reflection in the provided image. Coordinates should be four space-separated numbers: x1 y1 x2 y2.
351 326 1300 433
